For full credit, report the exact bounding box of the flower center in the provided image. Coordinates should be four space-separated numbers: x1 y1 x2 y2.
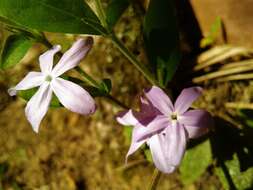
45 75 52 82
170 113 177 121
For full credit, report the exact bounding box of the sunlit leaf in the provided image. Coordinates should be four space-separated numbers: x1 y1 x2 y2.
0 34 33 69
200 17 222 48
216 154 253 190
180 140 212 185
0 0 107 35
143 0 180 87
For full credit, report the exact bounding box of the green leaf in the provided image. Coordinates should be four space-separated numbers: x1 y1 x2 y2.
179 140 212 185
144 149 153 163
106 0 129 29
216 154 253 190
18 88 61 108
0 34 33 69
123 125 132 145
0 0 107 35
200 17 222 48
143 0 181 87
100 78 112 94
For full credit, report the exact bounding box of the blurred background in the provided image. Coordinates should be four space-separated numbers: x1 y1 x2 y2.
0 0 253 189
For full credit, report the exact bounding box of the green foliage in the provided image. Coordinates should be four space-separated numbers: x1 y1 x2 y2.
123 126 132 145
238 109 253 128
180 140 212 185
106 0 129 29
0 162 8 180
143 0 180 87
216 154 253 190
100 78 112 94
200 17 222 48
18 88 61 108
0 0 107 35
0 34 33 69
144 149 153 163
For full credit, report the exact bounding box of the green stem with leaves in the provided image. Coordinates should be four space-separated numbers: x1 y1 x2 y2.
110 33 158 86
93 0 159 86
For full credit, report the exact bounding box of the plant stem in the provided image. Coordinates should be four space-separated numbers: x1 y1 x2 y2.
148 168 162 190
105 94 129 109
76 66 101 87
110 33 158 86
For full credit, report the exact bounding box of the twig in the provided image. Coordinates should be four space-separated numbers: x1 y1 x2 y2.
148 168 162 190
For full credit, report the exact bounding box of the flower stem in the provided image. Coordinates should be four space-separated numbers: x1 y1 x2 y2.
110 33 158 86
148 168 162 190
76 66 101 87
105 94 129 109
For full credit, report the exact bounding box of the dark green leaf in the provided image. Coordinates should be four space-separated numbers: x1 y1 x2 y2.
0 34 33 69
0 0 107 35
106 0 129 28
100 78 112 94
0 162 9 179
18 88 61 108
180 140 212 185
143 0 180 86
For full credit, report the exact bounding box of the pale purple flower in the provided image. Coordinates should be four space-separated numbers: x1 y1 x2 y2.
116 86 213 174
8 37 96 133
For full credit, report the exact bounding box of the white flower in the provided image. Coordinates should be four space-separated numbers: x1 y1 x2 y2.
8 37 96 133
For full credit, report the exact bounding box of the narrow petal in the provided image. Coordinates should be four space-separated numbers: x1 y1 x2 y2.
144 86 174 115
147 134 176 174
179 109 213 139
52 37 93 77
184 125 209 139
126 132 146 162
163 122 187 166
134 115 170 142
174 87 203 114
8 72 44 96
116 100 157 127
51 78 96 115
116 110 139 126
178 109 213 127
25 83 52 133
39 45 61 74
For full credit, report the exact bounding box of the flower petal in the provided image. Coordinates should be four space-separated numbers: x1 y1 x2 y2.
116 110 139 126
39 45 61 74
25 83 52 133
184 125 209 139
134 115 170 142
144 86 173 115
8 72 44 96
147 123 187 173
163 122 187 166
52 37 93 77
116 99 157 127
51 78 96 115
174 87 203 114
179 109 213 139
126 132 146 162
147 134 176 174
